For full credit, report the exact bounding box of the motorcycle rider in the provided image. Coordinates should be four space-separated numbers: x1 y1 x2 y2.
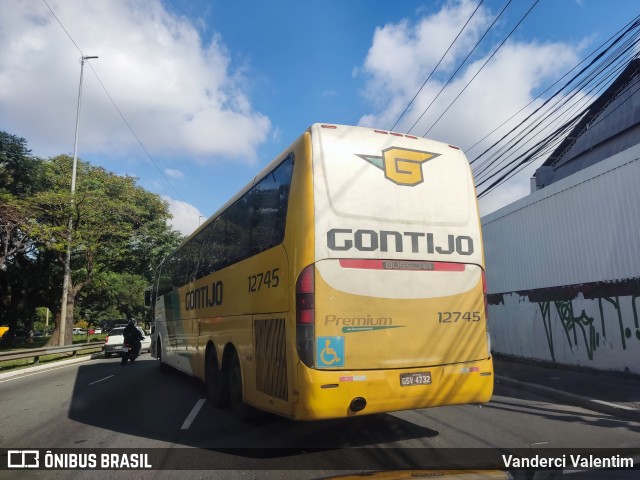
123 319 143 358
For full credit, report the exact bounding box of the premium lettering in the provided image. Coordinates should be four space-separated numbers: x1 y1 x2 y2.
325 315 392 326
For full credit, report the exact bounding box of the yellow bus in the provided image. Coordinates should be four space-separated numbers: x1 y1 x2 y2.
151 124 493 421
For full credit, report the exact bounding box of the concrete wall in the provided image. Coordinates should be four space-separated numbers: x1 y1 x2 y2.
482 144 640 374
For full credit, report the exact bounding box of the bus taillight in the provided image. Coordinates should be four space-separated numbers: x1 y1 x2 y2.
296 265 315 367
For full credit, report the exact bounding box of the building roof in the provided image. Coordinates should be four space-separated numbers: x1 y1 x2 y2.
535 59 640 188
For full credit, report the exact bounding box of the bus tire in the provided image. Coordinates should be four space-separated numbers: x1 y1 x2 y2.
158 339 170 373
205 348 229 408
229 351 260 421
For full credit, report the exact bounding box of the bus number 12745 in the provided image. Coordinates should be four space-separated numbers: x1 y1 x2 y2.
248 268 280 293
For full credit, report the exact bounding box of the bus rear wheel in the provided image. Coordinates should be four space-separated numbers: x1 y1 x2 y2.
229 351 260 421
158 339 170 373
205 348 229 408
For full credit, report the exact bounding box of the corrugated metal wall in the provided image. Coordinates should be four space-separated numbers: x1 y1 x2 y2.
483 143 640 294
481 143 640 373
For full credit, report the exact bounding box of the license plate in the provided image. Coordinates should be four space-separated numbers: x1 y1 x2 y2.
400 372 431 387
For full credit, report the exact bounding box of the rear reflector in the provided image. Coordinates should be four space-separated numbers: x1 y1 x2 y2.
373 129 418 139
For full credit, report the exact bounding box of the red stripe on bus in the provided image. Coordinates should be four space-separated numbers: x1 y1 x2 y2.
339 259 384 270
338 259 465 271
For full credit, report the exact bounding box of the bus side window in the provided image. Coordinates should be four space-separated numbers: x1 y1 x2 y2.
250 154 293 254
225 194 252 266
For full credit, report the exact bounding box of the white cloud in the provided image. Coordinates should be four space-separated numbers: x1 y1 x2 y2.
478 161 539 217
164 168 185 179
359 0 493 111
0 0 270 163
164 196 203 236
357 0 583 213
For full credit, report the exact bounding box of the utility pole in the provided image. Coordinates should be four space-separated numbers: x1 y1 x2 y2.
59 55 98 346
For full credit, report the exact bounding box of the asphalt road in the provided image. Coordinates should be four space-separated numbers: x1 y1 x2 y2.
1 354 639 479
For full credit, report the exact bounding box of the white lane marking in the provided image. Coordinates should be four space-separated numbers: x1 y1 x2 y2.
89 375 114 386
181 398 206 430
0 360 90 383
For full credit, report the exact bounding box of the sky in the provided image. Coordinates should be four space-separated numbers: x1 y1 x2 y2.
1 0 639 235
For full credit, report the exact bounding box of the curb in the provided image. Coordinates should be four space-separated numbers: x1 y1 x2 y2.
0 354 97 381
496 375 640 423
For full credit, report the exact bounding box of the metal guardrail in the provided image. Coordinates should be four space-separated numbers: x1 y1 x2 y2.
0 342 104 365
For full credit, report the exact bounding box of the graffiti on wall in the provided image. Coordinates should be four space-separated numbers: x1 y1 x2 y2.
538 296 640 362
489 278 640 363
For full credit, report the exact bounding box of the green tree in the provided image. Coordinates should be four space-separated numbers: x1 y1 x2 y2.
0 132 44 269
0 132 46 338
0 196 34 270
27 155 178 345
80 272 149 324
0 131 43 197
0 131 181 345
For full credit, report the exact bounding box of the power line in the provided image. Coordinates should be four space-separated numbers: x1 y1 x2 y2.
473 52 637 185
84 63 187 203
476 111 582 197
470 15 640 168
406 0 514 134
464 14 640 156
475 55 636 190
476 55 640 198
472 22 640 187
479 77 640 199
41 0 186 203
390 0 485 132
422 0 540 137
468 17 640 196
42 0 84 55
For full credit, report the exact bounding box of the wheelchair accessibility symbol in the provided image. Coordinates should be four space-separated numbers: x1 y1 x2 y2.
317 336 345 367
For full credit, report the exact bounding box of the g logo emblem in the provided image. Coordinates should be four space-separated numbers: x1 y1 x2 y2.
382 147 438 186
356 147 440 186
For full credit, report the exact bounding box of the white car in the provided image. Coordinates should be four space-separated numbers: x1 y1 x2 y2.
103 326 150 358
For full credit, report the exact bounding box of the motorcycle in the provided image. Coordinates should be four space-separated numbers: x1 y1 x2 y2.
121 340 141 365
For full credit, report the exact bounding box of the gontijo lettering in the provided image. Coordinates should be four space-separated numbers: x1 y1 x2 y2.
327 228 474 255
185 281 223 310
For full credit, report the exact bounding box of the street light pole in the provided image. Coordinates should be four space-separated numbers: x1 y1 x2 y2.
59 55 98 346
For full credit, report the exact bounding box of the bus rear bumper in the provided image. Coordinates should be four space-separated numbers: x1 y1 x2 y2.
294 357 494 421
